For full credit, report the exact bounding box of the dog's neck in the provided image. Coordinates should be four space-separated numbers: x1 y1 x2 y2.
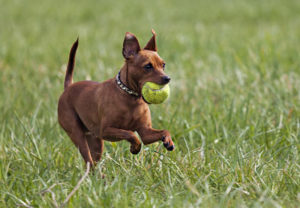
117 63 140 97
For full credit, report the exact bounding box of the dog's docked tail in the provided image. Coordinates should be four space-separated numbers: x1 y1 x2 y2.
64 38 79 89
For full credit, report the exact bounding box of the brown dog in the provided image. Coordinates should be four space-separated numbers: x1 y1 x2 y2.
58 30 174 166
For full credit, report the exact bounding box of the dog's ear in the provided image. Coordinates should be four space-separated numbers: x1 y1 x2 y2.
144 29 157 51
122 32 141 59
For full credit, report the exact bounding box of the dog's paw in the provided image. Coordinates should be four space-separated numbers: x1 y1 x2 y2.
161 135 174 151
130 142 141 154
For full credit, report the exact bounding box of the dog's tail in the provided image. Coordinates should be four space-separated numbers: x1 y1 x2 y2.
64 38 79 90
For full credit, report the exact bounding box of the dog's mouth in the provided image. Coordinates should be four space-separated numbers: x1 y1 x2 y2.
142 95 150 104
144 83 168 91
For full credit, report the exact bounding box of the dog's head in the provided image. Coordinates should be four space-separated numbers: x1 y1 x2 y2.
121 30 170 93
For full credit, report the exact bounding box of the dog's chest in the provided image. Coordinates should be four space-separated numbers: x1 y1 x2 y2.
107 102 151 130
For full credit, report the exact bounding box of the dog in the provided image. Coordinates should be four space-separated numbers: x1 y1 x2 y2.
58 30 174 166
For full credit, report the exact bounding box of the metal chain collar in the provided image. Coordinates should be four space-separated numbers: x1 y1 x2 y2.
115 72 139 97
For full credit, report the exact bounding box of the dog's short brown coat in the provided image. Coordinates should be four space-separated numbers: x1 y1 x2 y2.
58 30 174 166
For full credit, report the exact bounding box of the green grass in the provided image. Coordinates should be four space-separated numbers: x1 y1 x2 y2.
0 0 299 207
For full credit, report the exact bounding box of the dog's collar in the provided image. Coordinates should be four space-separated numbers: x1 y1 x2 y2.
115 72 139 97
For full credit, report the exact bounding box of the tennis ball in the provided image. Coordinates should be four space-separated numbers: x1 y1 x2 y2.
142 82 170 104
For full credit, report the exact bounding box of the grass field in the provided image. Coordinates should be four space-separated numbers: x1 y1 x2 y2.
0 0 299 207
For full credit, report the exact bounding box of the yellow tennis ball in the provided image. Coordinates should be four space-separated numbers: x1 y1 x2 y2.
142 82 170 104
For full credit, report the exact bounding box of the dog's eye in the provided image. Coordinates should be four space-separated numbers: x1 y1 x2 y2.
162 63 166 69
144 63 153 71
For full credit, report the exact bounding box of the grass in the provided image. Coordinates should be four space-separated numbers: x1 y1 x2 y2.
0 0 299 207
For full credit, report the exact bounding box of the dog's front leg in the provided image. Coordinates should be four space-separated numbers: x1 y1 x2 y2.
102 127 141 154
138 128 174 151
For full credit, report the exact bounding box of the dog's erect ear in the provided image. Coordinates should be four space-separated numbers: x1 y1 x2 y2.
144 29 157 51
122 32 141 59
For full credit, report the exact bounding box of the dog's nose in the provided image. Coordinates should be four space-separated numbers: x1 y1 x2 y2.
162 76 171 84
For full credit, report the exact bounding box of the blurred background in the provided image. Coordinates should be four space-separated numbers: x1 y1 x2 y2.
0 0 299 207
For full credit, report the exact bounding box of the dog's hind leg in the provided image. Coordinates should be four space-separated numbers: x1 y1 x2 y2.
58 109 94 165
66 127 94 166
86 134 104 163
